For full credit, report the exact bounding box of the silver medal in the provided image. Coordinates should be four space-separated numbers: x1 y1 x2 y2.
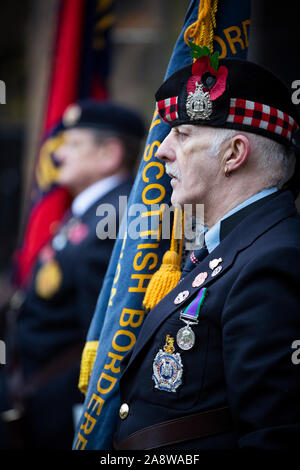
176 324 195 351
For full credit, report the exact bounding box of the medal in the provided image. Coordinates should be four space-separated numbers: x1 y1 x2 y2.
176 324 195 350
176 287 207 351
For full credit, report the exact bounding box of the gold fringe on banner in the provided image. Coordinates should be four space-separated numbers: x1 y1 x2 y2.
184 0 218 52
143 208 184 311
78 340 99 395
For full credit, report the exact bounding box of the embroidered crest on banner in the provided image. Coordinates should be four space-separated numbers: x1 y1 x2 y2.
152 334 183 393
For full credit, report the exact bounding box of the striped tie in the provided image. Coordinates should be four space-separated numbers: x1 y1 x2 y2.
180 245 208 280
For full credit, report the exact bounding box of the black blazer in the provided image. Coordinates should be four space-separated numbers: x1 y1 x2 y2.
13 178 133 449
116 190 300 450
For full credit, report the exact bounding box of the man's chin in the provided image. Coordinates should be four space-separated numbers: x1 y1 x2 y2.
170 193 183 210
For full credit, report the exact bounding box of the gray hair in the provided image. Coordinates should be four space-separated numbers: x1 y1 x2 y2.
207 127 296 189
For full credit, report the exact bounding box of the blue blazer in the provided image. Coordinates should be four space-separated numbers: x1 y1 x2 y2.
116 190 300 450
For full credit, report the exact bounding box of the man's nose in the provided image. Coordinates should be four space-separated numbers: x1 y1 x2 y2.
156 133 175 162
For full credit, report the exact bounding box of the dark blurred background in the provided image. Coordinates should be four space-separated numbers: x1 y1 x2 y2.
0 0 299 284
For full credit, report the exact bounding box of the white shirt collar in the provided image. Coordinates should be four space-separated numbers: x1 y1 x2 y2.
71 174 125 217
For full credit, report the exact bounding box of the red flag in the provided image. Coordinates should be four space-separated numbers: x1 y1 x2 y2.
15 0 114 287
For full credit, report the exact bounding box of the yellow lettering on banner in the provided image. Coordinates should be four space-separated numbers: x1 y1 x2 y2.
114 263 121 284
223 25 245 54
87 393 105 416
97 372 117 394
75 432 87 450
213 35 227 59
142 161 165 183
137 243 159 249
214 19 250 59
143 141 161 162
108 234 127 307
139 227 162 240
120 308 145 328
142 184 166 205
129 274 152 292
104 352 124 374
112 330 136 352
242 19 250 48
141 208 162 218
108 287 116 307
149 110 161 133
80 412 96 435
140 207 164 240
133 252 158 271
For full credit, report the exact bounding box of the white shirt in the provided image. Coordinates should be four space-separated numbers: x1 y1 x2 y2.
71 174 125 217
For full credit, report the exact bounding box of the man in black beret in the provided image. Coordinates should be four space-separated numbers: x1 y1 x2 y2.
1 100 145 449
114 47 300 450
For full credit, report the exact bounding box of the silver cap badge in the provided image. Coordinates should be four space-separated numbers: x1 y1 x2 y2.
186 82 212 120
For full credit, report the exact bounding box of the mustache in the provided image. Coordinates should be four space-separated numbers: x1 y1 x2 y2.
165 163 181 181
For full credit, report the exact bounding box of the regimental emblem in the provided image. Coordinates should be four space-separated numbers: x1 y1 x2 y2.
62 104 81 127
152 334 183 393
186 82 212 120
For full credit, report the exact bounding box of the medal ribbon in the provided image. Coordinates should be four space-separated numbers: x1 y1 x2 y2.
181 287 207 321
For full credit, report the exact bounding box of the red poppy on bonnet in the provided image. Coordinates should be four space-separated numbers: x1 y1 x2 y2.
187 55 228 101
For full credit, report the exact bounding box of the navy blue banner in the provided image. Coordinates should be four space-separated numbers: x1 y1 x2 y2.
73 0 251 450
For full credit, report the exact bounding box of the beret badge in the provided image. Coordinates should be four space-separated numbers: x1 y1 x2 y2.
62 104 82 127
186 81 212 120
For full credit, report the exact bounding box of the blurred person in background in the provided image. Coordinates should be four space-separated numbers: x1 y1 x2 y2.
0 99 145 450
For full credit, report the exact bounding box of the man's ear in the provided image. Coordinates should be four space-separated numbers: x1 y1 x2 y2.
222 134 250 176
97 138 124 174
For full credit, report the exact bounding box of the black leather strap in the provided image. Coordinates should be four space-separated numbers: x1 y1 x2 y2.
115 406 233 450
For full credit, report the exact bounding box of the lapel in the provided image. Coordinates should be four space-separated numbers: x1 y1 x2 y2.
124 190 297 371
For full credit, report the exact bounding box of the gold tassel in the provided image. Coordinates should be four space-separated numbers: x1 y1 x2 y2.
78 340 99 395
184 0 218 52
143 208 184 311
143 1 219 312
